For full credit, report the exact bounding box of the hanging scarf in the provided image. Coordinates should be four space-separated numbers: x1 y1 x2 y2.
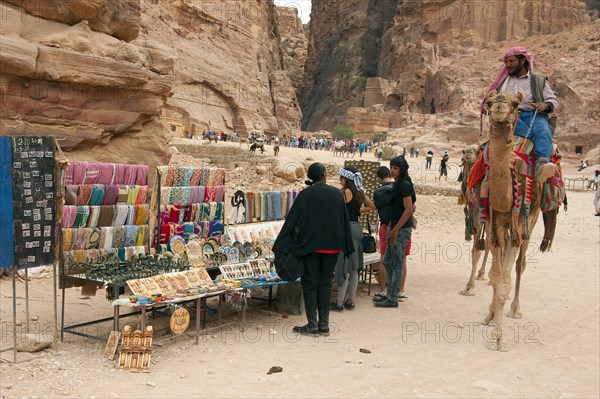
125 205 135 225
123 164 136 185
62 228 75 251
102 185 119 205
135 165 148 185
98 206 115 227
85 228 101 250
87 206 100 228
273 191 282 220
65 185 79 205
181 167 193 186
112 205 129 226
135 204 148 225
136 225 148 246
73 206 90 228
136 186 148 205
112 227 126 248
160 187 171 205
88 184 105 206
98 163 114 185
77 184 93 205
124 225 139 247
99 227 113 250
83 163 101 184
190 168 202 186
126 185 140 205
114 163 126 185
62 205 77 228
117 185 129 204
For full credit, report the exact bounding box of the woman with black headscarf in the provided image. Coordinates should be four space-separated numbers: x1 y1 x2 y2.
273 163 354 336
373 156 416 308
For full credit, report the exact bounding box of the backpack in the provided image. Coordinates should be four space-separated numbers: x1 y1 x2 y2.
373 183 394 224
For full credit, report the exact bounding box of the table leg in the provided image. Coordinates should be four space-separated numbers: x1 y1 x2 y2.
201 297 206 329
218 294 222 327
114 305 120 332
141 307 146 330
241 290 247 333
195 298 201 345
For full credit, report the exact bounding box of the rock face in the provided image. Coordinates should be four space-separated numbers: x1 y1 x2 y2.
301 0 593 140
275 6 308 99
300 0 397 132
0 0 174 169
142 0 303 137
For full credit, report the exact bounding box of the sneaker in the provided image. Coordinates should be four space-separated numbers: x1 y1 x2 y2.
374 299 399 308
373 290 386 299
398 291 407 300
330 301 344 312
535 158 555 182
318 327 330 336
292 324 318 336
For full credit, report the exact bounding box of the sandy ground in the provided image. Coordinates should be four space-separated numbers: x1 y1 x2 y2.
1 142 599 399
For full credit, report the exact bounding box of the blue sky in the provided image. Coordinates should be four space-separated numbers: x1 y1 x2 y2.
274 0 312 23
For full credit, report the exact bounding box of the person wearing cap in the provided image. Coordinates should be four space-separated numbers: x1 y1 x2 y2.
331 166 375 311
481 46 559 183
373 156 416 308
273 163 354 336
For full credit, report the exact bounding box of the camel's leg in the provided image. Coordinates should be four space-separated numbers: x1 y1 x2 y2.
482 245 501 326
488 223 518 352
507 241 528 319
459 242 482 296
477 246 490 281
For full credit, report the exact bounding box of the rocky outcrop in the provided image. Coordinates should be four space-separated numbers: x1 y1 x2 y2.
142 0 302 137
300 0 397 131
0 1 174 169
275 6 308 99
302 0 593 136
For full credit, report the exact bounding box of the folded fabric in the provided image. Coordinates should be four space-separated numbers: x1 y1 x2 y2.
123 164 136 185
117 185 129 204
114 163 126 185
204 186 217 202
173 167 184 187
98 163 115 185
82 163 101 184
62 205 77 228
124 225 139 247
112 226 126 248
209 220 224 237
200 167 210 186
85 228 101 250
126 185 140 205
97 206 115 227
112 205 129 226
272 191 281 220
214 185 225 202
135 165 148 185
135 204 148 225
181 167 193 187
73 206 90 228
86 206 100 228
160 187 171 205
136 186 148 205
190 168 202 186
77 184 93 205
102 185 119 205
65 185 79 205
125 205 135 225
61 228 75 251
99 227 114 250
160 224 172 244
136 225 148 246
170 187 191 206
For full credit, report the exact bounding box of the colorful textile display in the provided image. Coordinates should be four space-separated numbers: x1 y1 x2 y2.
226 191 298 224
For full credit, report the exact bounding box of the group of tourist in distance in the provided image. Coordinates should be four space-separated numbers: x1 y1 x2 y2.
273 46 564 336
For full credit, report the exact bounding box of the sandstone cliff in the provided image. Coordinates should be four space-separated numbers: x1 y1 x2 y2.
275 6 308 99
141 0 302 137
301 0 595 150
0 0 176 169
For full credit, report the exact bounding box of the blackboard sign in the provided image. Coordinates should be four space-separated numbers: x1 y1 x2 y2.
0 137 13 268
11 136 56 268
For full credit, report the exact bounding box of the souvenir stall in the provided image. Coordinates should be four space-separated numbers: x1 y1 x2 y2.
1 136 57 362
58 160 154 340
153 165 225 270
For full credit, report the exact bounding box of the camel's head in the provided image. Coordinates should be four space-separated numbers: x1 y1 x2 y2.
486 90 523 126
461 144 478 166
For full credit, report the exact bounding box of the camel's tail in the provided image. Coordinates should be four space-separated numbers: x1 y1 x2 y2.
540 208 558 252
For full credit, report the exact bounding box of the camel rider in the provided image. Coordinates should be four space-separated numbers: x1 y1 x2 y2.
481 47 559 182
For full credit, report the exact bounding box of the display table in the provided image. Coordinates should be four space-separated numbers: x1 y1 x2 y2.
112 290 226 345
362 252 381 296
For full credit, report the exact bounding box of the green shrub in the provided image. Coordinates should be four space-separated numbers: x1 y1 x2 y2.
332 124 355 140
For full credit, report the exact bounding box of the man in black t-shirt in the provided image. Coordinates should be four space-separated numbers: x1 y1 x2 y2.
439 151 449 181
374 156 415 308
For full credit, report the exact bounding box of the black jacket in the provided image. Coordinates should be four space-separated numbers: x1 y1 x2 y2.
273 183 354 258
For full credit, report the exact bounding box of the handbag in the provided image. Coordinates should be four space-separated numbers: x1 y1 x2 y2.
362 215 377 254
273 234 305 282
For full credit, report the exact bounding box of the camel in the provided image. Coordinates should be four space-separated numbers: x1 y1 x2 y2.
458 144 490 296
474 90 561 351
